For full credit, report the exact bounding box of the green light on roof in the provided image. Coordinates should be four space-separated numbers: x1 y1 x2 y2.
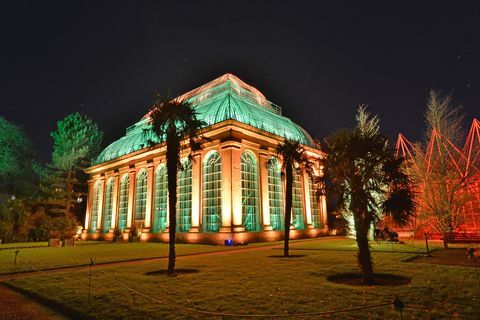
95 74 316 164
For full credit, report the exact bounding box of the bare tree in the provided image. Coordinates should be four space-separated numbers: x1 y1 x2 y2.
414 91 471 246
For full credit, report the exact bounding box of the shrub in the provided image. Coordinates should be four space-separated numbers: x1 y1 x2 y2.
29 209 50 241
46 213 78 240
113 227 123 237
0 199 31 243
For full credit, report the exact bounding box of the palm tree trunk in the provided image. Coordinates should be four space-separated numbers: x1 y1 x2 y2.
284 162 293 257
166 136 180 276
354 213 374 284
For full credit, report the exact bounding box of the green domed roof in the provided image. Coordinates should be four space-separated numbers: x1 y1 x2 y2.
95 74 316 164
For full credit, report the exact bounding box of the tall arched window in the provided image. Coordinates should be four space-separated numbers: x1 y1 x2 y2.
203 152 222 232
309 176 322 228
177 158 192 232
153 164 168 232
292 170 305 230
90 181 102 232
102 178 114 233
135 169 148 221
241 151 260 231
118 174 129 231
268 158 284 231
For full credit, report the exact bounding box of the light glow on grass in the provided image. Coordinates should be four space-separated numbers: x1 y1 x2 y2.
3 238 477 319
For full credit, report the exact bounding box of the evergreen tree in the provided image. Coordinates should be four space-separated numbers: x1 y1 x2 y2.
42 112 103 219
0 116 37 199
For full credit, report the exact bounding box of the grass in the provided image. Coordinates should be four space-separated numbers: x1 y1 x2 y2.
0 237 435 275
408 247 480 267
0 239 286 275
0 242 48 249
288 237 443 253
0 240 109 250
3 238 479 319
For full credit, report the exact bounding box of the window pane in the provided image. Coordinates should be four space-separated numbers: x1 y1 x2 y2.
153 165 168 232
90 182 101 232
135 169 148 221
309 176 322 228
203 152 222 232
103 179 114 233
177 159 192 232
268 158 284 231
241 151 260 231
292 170 305 230
118 175 129 231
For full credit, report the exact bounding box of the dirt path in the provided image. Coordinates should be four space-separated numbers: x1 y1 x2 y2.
0 284 67 320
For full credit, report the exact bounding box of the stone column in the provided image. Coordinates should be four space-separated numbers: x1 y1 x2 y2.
321 194 328 228
110 172 120 230
126 169 136 229
319 166 328 228
220 145 233 232
303 171 313 229
190 153 202 232
164 163 170 231
259 152 272 230
96 177 106 231
220 141 243 232
84 179 95 231
144 163 155 231
231 146 244 232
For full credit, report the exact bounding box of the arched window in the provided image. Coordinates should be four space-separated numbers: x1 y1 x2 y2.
268 158 284 231
292 170 305 230
90 181 101 232
203 152 222 232
241 151 260 231
153 164 168 232
309 176 322 228
102 178 114 233
177 158 192 232
118 174 129 231
135 169 148 221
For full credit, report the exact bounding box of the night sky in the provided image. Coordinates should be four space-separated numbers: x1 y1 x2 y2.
1 1 479 163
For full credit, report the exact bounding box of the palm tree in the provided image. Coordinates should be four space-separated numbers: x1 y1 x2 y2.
275 139 312 257
147 95 205 276
321 106 415 284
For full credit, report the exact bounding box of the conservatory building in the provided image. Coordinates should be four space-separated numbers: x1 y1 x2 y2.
82 74 327 244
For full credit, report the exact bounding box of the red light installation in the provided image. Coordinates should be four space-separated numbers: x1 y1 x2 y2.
395 119 480 235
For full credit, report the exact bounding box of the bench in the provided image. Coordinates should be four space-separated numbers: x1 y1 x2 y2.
442 232 480 249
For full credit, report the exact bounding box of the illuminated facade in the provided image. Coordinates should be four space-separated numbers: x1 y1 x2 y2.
82 74 327 243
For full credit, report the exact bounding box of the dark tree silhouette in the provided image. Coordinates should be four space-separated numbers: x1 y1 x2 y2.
321 106 416 284
147 95 205 276
275 139 312 257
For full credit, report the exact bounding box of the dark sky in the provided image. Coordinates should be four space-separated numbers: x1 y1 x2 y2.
1 1 479 163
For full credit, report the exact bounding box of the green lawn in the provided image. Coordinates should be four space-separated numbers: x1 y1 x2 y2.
0 240 108 250
3 238 478 319
0 238 437 275
0 240 286 275
289 237 443 253
0 242 48 249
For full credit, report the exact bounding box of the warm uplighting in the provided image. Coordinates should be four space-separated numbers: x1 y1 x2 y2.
396 118 480 233
83 74 328 244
